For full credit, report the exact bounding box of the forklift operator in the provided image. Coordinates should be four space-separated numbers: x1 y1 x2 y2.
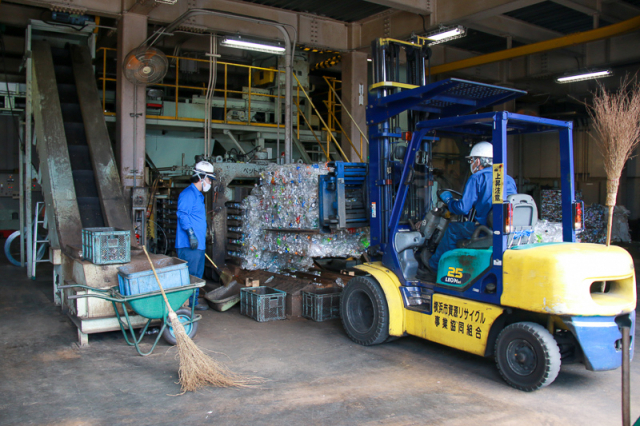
176 160 215 311
427 142 517 277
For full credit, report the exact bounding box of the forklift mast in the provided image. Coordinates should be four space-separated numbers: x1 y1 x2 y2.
366 37 525 255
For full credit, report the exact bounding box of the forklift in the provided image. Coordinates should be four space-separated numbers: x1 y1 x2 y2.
339 37 637 391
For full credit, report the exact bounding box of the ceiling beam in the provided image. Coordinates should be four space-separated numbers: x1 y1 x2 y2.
463 15 583 55
127 0 159 16
430 14 640 75
550 0 620 23
435 0 546 25
362 0 431 15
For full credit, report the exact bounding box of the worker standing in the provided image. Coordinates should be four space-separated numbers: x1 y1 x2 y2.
426 142 517 279
176 161 215 311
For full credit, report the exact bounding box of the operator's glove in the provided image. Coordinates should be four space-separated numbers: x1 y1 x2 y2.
439 191 453 205
187 228 198 250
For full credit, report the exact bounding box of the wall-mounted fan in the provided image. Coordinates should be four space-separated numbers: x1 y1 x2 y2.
123 46 168 85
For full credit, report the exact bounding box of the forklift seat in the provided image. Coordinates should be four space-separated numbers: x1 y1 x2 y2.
456 194 538 249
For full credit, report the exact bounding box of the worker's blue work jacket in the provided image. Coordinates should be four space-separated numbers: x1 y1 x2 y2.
176 183 207 250
428 167 517 273
447 167 517 226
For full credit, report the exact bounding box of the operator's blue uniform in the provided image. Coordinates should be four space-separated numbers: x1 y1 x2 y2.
428 167 517 273
176 183 207 304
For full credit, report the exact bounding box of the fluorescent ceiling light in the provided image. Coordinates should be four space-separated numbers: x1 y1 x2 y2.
556 69 613 83
221 36 285 55
425 25 466 45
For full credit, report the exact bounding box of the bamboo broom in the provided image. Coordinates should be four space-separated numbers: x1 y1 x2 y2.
586 75 640 246
142 247 259 393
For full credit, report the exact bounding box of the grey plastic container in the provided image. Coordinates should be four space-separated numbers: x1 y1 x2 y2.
302 287 342 322
240 286 286 322
117 257 189 296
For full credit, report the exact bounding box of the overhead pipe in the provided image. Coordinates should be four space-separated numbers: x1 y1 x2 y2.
430 15 640 75
146 9 296 163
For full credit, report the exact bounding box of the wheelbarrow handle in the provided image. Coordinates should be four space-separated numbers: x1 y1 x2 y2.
58 284 111 293
67 292 118 302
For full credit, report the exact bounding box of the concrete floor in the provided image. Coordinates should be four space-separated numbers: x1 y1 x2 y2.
1 253 639 426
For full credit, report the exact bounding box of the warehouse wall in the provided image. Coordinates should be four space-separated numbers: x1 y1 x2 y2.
518 128 640 220
145 131 205 169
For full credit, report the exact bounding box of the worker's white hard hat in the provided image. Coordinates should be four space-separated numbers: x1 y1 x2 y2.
466 141 493 159
193 161 216 180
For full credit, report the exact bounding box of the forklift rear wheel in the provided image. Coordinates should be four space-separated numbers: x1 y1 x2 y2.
162 308 198 345
495 322 561 391
341 276 390 345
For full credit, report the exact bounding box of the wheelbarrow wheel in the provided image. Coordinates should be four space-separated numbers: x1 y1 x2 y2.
162 308 198 345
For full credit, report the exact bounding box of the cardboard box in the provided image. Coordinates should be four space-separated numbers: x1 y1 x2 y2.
245 277 260 287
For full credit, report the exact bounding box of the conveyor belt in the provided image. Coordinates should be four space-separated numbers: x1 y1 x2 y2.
32 41 132 252
52 47 105 229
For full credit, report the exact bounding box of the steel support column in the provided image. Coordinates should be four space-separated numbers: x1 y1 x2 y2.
116 13 147 189
341 51 369 162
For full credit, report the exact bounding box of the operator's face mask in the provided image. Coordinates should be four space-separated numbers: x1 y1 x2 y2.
469 158 481 174
202 177 212 192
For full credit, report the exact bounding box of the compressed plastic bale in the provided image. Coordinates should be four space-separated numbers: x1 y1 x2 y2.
234 163 370 273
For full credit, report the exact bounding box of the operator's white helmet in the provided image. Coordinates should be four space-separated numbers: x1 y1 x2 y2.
193 161 216 180
466 141 493 159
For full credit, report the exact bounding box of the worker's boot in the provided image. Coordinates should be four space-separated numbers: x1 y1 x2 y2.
192 299 209 311
189 290 209 311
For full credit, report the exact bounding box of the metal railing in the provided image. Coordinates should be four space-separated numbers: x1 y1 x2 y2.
96 47 361 162
323 76 369 162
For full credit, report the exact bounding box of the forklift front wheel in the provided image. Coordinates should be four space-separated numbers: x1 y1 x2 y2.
341 276 390 346
495 322 561 391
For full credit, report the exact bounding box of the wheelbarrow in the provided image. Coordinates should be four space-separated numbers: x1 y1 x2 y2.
60 277 204 356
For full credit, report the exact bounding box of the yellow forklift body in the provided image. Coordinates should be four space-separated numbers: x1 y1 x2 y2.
502 243 636 316
405 294 504 356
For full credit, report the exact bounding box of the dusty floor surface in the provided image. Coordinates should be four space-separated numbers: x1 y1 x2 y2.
0 250 638 426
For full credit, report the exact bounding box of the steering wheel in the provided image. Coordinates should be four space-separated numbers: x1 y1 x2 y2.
438 188 476 222
438 188 462 200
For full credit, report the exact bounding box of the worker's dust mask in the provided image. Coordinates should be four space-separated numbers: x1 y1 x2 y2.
470 158 480 174
202 180 212 192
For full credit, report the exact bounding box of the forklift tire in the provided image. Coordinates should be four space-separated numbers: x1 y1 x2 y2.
162 308 198 345
341 276 390 346
495 322 561 391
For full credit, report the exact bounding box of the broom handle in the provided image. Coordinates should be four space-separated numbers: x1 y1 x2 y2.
205 253 218 269
142 246 174 314
205 253 227 277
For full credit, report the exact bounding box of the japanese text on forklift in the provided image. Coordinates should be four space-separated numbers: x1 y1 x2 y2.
339 36 636 391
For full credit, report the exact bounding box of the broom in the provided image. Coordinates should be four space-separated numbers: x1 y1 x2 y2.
586 76 640 426
142 247 259 393
586 75 640 246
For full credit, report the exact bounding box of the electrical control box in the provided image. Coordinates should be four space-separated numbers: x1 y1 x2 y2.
0 174 41 197
0 173 17 197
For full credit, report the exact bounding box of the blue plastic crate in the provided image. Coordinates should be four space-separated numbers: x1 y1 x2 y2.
82 227 130 265
240 286 286 322
117 257 189 296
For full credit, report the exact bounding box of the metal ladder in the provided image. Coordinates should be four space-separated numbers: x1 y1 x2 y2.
31 201 49 279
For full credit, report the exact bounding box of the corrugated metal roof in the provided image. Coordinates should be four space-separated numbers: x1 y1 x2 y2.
504 1 612 34
239 0 389 22
444 29 524 54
